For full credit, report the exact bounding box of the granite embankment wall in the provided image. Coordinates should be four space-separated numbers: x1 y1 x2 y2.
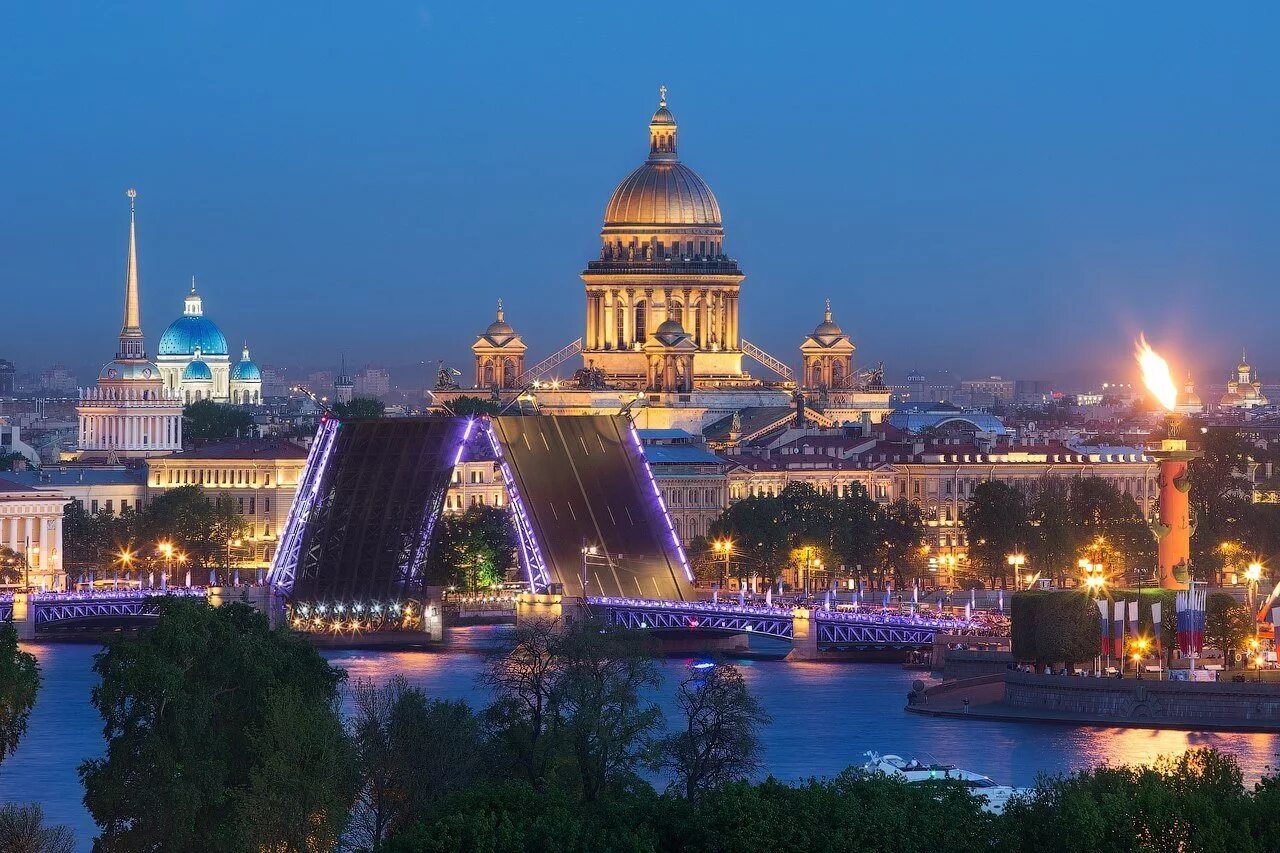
940 650 1016 679
1002 672 1280 725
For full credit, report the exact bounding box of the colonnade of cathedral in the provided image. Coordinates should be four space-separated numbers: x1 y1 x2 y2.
584 286 740 351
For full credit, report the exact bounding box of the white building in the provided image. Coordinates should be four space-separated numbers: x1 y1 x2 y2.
0 478 64 589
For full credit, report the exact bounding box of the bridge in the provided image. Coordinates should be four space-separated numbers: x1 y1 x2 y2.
1 584 272 638
583 596 987 659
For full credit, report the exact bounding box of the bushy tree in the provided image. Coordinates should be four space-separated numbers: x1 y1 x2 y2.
333 396 386 419
435 505 517 591
80 599 355 850
349 676 489 848
136 485 243 572
183 398 255 441
480 619 564 789
0 803 75 853
0 623 39 766
1205 592 1256 665
964 481 1030 587
654 661 770 800
449 395 503 417
876 498 925 588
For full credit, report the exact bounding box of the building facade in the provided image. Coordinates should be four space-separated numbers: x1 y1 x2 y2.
156 281 262 405
0 478 65 589
1219 350 1268 410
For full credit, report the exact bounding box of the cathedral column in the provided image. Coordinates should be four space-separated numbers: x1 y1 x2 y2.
585 291 597 349
620 290 633 348
603 291 615 350
698 290 709 349
727 294 737 349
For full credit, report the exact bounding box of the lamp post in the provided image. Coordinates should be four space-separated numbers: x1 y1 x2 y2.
713 539 732 590
158 541 174 589
1007 553 1026 590
580 542 597 597
1245 561 1263 612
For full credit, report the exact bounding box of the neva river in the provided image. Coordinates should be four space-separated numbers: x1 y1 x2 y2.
7 626 1279 849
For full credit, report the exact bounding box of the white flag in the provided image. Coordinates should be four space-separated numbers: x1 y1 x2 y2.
1151 602 1161 625
1114 600 1124 621
1096 599 1109 619
1128 601 1138 623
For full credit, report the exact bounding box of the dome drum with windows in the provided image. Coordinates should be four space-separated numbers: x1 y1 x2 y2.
155 278 262 405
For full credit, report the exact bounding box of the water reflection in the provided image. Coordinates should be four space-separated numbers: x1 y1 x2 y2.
2 629 1277 851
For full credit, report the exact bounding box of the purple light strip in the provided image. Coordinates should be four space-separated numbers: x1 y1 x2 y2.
485 421 551 592
628 424 694 585
268 416 340 595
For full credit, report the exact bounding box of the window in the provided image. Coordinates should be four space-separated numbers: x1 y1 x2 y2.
249 497 256 515
634 300 648 343
264 498 270 514
91 500 99 513
106 500 114 512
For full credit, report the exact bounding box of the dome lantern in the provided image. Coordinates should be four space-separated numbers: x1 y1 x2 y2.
649 85 678 161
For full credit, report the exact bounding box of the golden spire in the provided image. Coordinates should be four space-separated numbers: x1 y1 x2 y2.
115 188 147 361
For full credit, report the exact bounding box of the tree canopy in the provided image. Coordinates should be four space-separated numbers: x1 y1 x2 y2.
183 398 255 442
333 396 387 419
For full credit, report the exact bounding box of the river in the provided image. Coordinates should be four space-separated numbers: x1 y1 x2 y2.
5 626 1278 849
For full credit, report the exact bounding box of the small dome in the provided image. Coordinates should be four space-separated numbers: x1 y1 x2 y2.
655 318 686 336
231 361 261 382
650 105 675 126
159 315 228 356
183 359 213 381
99 359 159 382
486 318 515 337
813 319 842 336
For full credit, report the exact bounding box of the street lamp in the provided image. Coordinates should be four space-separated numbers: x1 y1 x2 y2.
1246 561 1263 611
713 539 732 590
158 542 175 588
1007 553 1026 590
580 542 598 596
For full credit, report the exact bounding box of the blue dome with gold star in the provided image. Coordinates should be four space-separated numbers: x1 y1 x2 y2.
158 283 228 356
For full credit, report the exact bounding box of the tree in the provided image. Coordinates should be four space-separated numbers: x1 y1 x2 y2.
1029 478 1076 585
1205 593 1255 666
334 396 386 419
709 495 789 585
829 487 880 586
877 498 925 588
480 618 564 789
435 505 517 591
0 803 75 853
80 598 354 851
183 398 255 442
964 481 1030 588
655 661 770 800
553 620 662 802
61 501 136 574
1189 430 1257 583
136 486 243 572
0 623 39 767
349 676 488 849
448 396 503 417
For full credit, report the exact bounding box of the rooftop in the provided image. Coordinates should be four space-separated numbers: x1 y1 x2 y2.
160 438 309 461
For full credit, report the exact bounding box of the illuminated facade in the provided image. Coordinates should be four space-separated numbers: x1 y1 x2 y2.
77 190 185 460
0 478 64 589
472 300 527 390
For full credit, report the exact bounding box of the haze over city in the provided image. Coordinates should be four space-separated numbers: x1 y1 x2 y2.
5 2 1278 387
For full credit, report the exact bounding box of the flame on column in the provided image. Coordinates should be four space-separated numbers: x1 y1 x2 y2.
1135 334 1178 411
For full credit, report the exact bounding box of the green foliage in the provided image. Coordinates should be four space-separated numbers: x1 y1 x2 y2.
653 661 770 800
708 494 789 583
1010 591 1100 666
996 749 1254 853
350 676 489 848
0 452 29 472
434 505 517 591
80 598 354 851
964 481 1031 583
183 398 255 442
0 623 39 766
334 396 387 419
137 485 244 571
876 498 926 587
449 396 503 417
1205 592 1256 662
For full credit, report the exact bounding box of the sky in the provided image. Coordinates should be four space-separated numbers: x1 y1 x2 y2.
3 2 1279 389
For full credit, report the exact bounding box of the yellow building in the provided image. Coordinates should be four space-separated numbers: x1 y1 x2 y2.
145 439 309 567
0 478 65 589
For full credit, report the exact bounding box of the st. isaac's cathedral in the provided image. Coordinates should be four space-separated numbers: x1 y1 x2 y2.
77 191 263 459
448 90 892 433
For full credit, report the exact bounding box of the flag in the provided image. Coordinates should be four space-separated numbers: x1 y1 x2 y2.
998 589 1004 613
1151 602 1161 626
1114 600 1125 657
1097 599 1111 657
964 602 972 621
1128 600 1139 638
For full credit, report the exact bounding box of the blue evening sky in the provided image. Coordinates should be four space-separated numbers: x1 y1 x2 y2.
4 2 1278 388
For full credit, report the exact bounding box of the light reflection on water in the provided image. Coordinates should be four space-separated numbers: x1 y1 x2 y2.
3 627 1278 851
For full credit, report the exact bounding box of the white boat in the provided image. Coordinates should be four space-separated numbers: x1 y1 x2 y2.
861 752 1027 814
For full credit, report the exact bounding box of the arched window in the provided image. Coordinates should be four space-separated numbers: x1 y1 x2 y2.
502 359 516 387
616 306 626 347
692 299 702 343
669 300 683 328
832 361 844 388
634 300 647 343
811 362 823 387
483 360 495 387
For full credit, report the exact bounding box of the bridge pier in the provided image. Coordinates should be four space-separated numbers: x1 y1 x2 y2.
422 586 444 641
515 592 587 628
10 594 34 641
647 631 749 655
787 608 818 661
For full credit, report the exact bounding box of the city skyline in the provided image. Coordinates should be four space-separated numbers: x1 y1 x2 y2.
5 4 1279 386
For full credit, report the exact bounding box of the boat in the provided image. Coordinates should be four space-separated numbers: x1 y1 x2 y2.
861 752 1027 814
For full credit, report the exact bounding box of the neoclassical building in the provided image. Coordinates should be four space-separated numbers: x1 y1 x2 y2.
77 190 185 460
1219 350 1268 410
156 280 262 405
472 300 527 389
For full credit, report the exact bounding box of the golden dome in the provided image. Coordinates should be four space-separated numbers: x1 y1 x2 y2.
602 89 722 228
605 162 721 226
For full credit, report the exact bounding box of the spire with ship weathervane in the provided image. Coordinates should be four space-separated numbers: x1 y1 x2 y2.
648 85 678 161
118 189 146 360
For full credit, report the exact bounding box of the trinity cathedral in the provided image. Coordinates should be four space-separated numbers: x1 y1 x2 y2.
448 90 892 432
